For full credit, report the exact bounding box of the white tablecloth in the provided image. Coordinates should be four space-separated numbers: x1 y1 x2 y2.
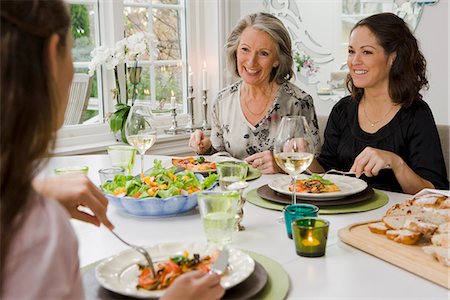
43 155 449 299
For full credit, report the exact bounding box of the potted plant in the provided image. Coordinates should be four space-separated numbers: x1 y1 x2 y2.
293 51 319 79
88 32 157 142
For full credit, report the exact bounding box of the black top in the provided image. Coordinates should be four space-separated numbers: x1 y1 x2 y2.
317 96 449 192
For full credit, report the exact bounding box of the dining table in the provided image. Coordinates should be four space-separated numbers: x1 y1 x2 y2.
42 154 449 299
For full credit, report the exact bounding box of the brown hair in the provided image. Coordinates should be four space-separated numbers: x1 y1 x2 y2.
0 0 71 287
346 12 428 106
225 12 294 84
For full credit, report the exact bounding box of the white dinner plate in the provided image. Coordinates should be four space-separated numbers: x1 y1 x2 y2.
95 242 255 299
268 174 368 201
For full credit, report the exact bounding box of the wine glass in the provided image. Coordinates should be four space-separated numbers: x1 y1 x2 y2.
124 102 157 175
273 116 314 205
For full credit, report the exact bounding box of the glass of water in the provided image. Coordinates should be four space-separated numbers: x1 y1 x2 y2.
197 191 239 245
216 161 248 191
107 145 136 175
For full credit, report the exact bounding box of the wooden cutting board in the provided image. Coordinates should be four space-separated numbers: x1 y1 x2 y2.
338 220 450 289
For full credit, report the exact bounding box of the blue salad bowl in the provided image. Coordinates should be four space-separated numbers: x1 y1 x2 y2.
104 173 217 217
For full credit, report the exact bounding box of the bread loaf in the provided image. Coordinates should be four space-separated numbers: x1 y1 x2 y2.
370 190 450 267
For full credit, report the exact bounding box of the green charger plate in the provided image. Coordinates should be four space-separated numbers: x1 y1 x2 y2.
246 188 388 214
246 250 290 299
81 249 289 299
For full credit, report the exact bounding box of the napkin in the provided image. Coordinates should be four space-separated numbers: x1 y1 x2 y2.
412 188 450 198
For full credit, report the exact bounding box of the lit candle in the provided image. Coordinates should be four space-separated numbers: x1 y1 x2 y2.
188 66 194 87
302 232 320 246
293 218 329 257
170 90 176 108
202 61 207 90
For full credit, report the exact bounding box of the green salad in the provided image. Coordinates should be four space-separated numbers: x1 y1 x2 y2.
101 159 218 199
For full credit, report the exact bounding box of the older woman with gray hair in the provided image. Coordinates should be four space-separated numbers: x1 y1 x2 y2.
189 12 320 174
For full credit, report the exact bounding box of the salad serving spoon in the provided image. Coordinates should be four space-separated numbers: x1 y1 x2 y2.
109 230 156 277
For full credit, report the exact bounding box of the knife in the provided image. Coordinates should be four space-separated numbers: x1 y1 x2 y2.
209 247 229 275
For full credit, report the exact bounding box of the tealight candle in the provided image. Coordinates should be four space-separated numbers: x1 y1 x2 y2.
292 218 329 257
302 232 320 246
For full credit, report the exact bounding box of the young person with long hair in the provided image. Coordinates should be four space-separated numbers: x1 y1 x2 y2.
0 1 224 299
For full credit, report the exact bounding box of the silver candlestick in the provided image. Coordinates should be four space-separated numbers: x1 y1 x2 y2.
184 85 197 133
164 107 183 135
201 89 211 130
227 181 249 231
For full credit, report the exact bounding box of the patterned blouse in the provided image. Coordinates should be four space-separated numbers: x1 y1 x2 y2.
209 80 321 159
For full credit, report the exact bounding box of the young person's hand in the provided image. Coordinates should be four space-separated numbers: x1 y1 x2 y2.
33 173 114 229
161 270 225 300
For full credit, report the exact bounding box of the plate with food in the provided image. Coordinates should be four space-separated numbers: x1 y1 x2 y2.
268 174 368 200
95 242 255 299
101 160 218 217
172 156 217 174
172 156 262 181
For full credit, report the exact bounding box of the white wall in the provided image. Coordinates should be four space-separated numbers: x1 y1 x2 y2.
415 0 449 126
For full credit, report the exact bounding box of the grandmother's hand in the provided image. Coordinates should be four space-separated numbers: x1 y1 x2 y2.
189 129 212 154
33 173 114 230
245 150 281 174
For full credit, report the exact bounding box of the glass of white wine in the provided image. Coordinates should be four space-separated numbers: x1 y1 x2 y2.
273 116 314 205
124 102 157 175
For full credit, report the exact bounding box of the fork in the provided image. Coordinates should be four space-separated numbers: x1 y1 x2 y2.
321 169 356 177
110 230 156 277
304 168 356 177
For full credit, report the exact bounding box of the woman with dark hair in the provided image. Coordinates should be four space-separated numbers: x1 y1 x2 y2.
0 1 224 299
189 12 320 174
309 12 449 193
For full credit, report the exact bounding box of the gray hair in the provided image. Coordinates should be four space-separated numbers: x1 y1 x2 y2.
225 12 294 84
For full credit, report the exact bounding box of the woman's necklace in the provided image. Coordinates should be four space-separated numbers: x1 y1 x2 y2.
362 98 397 127
243 84 277 116
244 96 272 115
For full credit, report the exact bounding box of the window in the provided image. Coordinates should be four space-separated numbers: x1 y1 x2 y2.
68 0 102 125
123 0 187 113
58 0 189 153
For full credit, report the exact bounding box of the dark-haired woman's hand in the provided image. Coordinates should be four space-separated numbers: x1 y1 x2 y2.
33 174 114 230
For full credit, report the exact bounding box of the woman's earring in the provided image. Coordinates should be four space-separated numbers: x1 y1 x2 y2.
273 63 279 68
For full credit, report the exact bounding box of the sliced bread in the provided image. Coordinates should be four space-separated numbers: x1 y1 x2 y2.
422 246 450 267
431 234 450 248
403 219 438 236
437 222 450 234
386 229 421 245
368 222 388 234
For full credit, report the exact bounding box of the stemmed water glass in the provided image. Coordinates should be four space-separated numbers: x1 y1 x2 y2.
273 116 315 205
124 102 157 175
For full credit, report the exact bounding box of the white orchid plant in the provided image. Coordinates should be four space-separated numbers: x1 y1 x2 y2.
88 32 158 141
